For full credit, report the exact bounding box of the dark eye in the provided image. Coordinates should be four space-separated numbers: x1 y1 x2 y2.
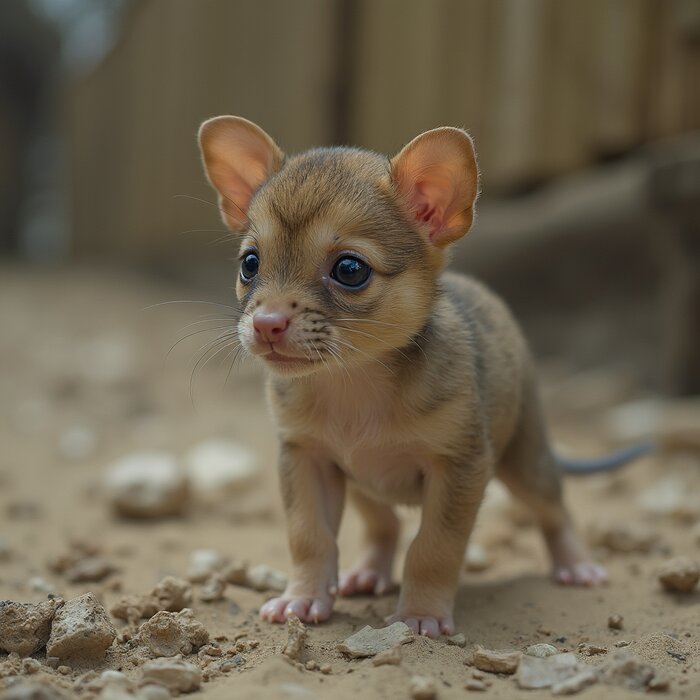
331 256 372 288
240 252 259 281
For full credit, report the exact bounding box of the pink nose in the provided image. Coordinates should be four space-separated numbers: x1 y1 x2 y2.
253 311 290 343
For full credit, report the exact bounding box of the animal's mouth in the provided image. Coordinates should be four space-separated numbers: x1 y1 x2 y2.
263 350 319 366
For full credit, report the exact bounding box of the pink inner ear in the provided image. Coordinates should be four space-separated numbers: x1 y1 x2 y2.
413 182 446 241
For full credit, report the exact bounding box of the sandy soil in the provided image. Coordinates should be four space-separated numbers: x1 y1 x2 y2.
1 264 699 699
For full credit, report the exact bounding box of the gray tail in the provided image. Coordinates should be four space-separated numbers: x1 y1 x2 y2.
558 441 656 475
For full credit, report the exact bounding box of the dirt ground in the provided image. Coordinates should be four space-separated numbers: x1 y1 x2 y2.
1 264 699 699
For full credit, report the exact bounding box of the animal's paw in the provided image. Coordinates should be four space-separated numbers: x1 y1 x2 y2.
386 612 454 638
259 594 334 624
553 562 608 587
339 565 393 596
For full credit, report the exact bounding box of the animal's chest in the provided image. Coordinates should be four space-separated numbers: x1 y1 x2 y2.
280 382 428 504
337 445 427 504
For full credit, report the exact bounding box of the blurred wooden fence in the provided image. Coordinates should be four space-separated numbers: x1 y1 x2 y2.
68 0 700 261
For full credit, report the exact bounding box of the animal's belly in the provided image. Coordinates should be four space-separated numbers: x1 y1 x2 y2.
336 446 427 505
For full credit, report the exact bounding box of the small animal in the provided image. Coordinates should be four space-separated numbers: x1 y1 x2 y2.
198 116 646 638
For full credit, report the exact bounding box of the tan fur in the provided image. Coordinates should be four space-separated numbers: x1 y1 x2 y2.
198 117 605 637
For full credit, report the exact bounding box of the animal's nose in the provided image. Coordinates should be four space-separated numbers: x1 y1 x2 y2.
253 311 290 343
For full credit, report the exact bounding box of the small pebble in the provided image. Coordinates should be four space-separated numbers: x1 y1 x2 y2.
21 658 41 674
185 439 258 495
372 646 401 666
105 451 189 519
141 658 201 693
282 617 307 661
472 645 521 674
464 543 490 572
199 574 226 602
464 679 487 691
525 643 558 658
658 557 700 593
188 549 226 583
578 643 607 656
410 675 437 700
608 615 624 630
446 633 466 648
647 675 670 691
320 663 332 675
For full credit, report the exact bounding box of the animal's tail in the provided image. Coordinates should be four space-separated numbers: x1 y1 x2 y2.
558 441 655 475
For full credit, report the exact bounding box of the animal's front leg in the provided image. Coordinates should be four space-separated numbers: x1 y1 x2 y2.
389 453 490 638
260 441 345 624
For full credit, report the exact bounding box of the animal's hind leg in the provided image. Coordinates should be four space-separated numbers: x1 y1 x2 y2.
496 386 607 586
339 486 399 596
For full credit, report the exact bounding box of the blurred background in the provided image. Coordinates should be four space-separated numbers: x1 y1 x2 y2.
1 0 699 410
1 0 699 396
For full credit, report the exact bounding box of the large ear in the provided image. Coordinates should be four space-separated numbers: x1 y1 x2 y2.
390 127 479 247
198 116 284 231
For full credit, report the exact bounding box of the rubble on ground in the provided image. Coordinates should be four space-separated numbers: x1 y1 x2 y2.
46 593 116 661
137 609 208 657
337 622 414 658
281 617 307 661
0 599 62 656
472 646 521 674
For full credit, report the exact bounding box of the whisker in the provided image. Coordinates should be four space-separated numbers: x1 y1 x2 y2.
337 325 413 363
166 324 236 359
142 300 241 314
189 332 239 405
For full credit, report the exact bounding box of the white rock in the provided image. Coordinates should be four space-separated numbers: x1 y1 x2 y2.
104 451 189 518
525 643 558 658
141 657 201 693
100 671 129 685
409 675 437 700
638 477 700 522
604 397 700 450
187 549 226 583
184 439 258 494
552 667 599 695
465 543 490 572
28 577 57 595
337 622 414 658
245 563 287 592
58 425 98 461
136 685 172 700
516 653 582 689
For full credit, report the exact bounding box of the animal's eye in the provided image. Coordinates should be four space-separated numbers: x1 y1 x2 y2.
331 256 372 288
240 252 259 281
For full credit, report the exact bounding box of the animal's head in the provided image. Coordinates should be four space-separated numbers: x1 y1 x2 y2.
198 116 479 377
